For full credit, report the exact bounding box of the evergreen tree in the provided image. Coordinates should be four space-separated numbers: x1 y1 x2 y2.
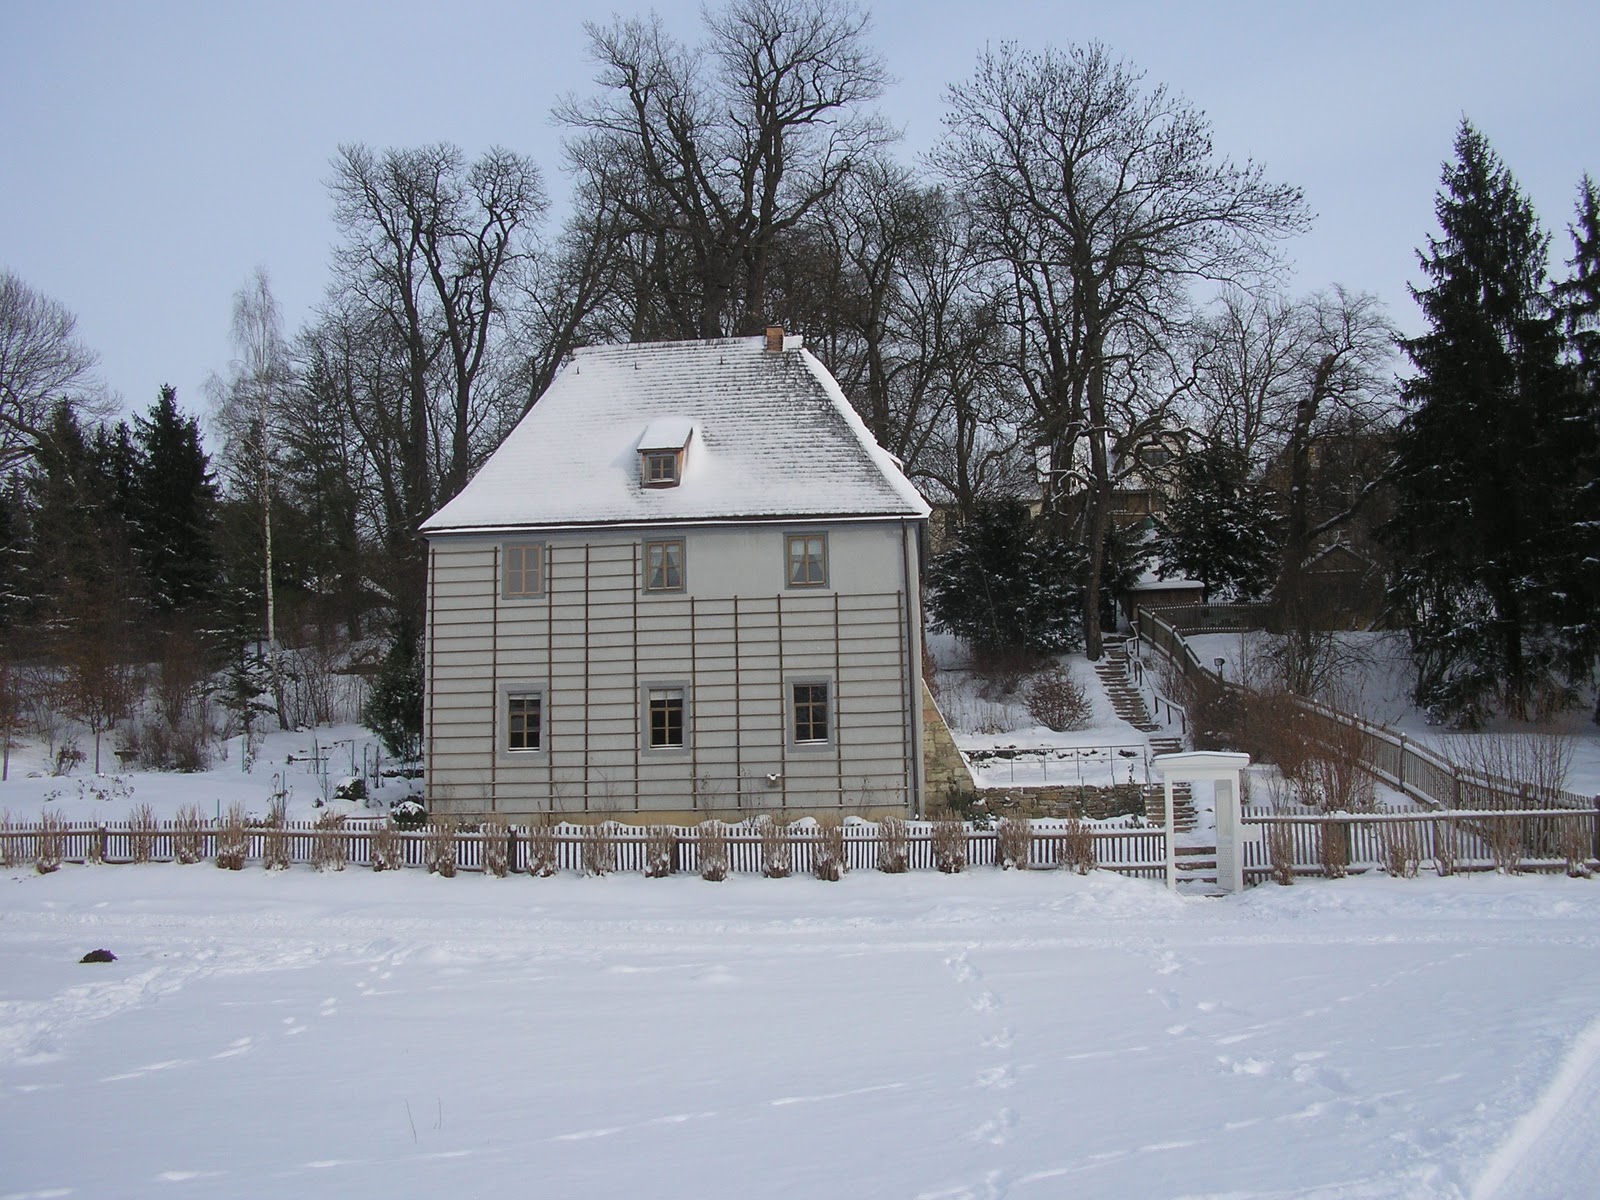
131 385 218 614
1154 445 1278 603
1382 122 1579 722
363 621 424 765
926 502 1083 658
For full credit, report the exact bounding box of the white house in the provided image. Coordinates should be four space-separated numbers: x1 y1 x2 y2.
419 331 931 820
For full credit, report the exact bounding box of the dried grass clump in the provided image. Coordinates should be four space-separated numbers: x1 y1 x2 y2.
1266 821 1296 886
698 822 729 881
35 810 66 875
643 824 678 878
1562 816 1593 879
1433 817 1459 877
312 811 347 872
173 804 205 864
1306 714 1377 813
932 819 967 874
812 819 845 882
527 821 559 877
371 819 405 871
1487 814 1523 875
581 822 617 876
1024 666 1092 732
1057 815 1096 875
1316 820 1349 879
129 803 158 864
996 816 1032 870
215 803 248 871
426 818 459 877
261 798 291 871
0 810 17 869
1376 819 1421 879
759 819 792 878
482 813 510 878
1455 732 1575 807
876 816 909 873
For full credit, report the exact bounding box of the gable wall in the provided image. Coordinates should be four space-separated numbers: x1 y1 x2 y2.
425 520 924 820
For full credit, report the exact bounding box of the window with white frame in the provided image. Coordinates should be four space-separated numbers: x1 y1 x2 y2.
507 692 542 751
502 542 545 598
643 538 685 592
785 532 828 587
791 682 829 744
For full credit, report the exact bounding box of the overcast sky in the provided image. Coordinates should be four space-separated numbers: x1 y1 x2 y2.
3 0 1596 423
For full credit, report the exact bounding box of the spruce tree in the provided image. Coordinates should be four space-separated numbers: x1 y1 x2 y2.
131 385 218 614
1154 445 1278 603
1383 122 1576 722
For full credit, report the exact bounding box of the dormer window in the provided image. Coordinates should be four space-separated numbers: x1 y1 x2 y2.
637 417 694 489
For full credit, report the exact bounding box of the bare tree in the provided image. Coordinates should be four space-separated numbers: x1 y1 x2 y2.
935 42 1309 657
559 0 892 339
0 271 105 477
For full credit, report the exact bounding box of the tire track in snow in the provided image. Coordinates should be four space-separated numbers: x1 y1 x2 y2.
1470 1013 1600 1200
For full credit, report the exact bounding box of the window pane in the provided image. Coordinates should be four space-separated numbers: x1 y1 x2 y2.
505 544 542 596
508 694 541 751
645 540 683 591
786 534 826 586
649 688 684 748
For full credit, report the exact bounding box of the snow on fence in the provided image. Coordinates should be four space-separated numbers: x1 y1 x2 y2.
0 818 1169 879
1241 805 1600 881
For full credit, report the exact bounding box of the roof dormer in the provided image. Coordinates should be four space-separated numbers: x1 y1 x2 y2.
638 417 694 488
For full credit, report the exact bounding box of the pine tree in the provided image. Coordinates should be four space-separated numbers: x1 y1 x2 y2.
1154 445 1278 603
131 385 218 614
1382 122 1577 722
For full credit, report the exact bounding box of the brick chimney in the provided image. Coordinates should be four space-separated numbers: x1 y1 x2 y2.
765 325 785 353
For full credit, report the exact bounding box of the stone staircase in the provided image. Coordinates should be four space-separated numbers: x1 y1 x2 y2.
1095 644 1196 832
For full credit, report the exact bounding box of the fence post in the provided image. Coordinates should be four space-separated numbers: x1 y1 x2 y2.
1593 796 1599 865
1396 734 1405 790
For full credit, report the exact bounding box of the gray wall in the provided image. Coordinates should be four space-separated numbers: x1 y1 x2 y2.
425 520 924 818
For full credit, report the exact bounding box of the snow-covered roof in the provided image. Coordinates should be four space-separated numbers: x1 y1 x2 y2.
423 335 929 533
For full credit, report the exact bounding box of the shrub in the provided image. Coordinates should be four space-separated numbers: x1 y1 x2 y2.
996 816 1032 870
581 823 616 876
426 819 459 877
1562 816 1593 879
215 803 248 871
759 819 792 878
1266 821 1296 885
527 821 559 877
699 822 729 881
364 631 423 765
1025 667 1092 732
129 803 158 864
1057 815 1096 875
932 819 967 874
312 811 347 872
261 797 291 871
371 819 404 872
173 804 205 864
642 824 677 878
1433 816 1459 877
812 819 845 882
482 813 510 878
390 799 426 830
1377 819 1421 879
0 810 17 869
334 777 368 803
876 816 909 873
1487 815 1523 875
35 810 65 874
1316 819 1349 879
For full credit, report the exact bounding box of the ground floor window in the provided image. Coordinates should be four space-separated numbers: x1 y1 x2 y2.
648 687 685 748
508 693 542 751
792 682 829 744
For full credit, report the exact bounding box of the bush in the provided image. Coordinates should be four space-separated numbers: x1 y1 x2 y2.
1377 819 1421 879
932 820 967 874
1316 820 1349 879
759 819 792 878
482 813 510 878
390 799 426 830
334 777 368 803
371 820 404 872
0 810 16 869
363 630 423 765
527 821 559 877
1433 817 1459 877
1057 815 1096 875
129 803 158 864
1562 817 1593 879
35 810 65 874
215 803 247 871
643 825 677 878
312 811 347 872
173 804 205 864
426 819 459 877
261 797 291 871
996 816 1031 869
1267 821 1296 885
1025 667 1092 732
876 816 909 873
581 823 617 876
698 822 729 881
812 820 845 881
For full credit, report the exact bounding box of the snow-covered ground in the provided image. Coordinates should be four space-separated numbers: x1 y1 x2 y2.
3 865 1599 1199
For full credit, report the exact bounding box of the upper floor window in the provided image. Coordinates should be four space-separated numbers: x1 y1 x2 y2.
792 682 830 744
648 687 686 749
785 532 828 587
642 450 680 487
638 417 694 489
508 692 542 751
503 542 545 598
644 538 685 592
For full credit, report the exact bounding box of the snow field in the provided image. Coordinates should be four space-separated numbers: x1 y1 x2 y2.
4 867 1600 1199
